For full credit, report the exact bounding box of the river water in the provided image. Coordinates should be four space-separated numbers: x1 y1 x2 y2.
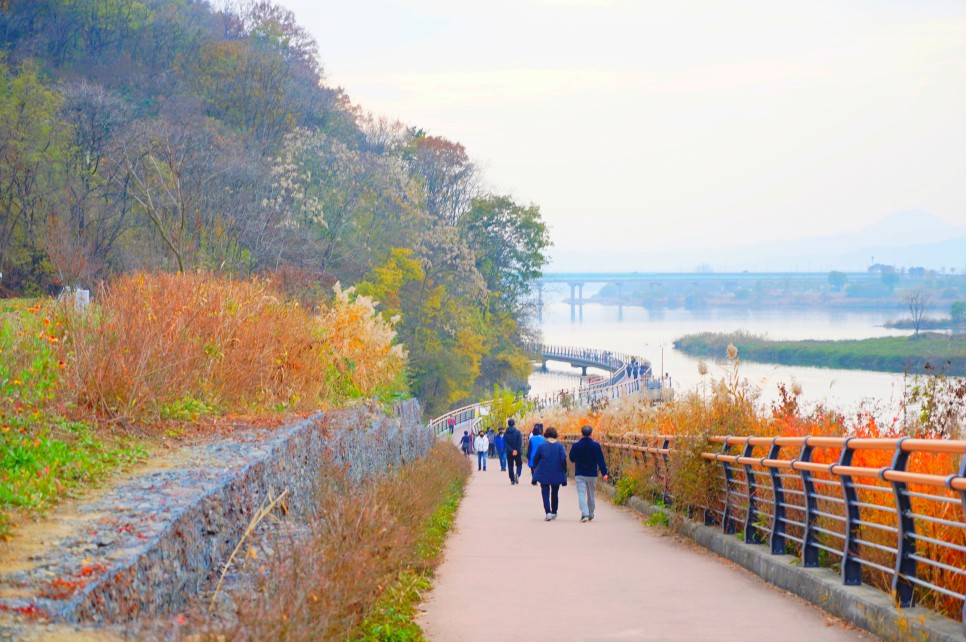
529 284 914 418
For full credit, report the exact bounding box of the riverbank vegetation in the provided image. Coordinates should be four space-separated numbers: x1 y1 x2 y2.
190 442 469 642
0 273 409 539
0 0 550 417
523 355 966 621
673 330 966 376
0 0 551 539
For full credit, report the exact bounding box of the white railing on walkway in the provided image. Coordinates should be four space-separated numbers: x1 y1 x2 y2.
430 345 672 432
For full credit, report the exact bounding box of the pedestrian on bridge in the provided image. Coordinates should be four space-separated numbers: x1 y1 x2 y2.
531 426 567 521
460 430 471 455
568 425 609 522
474 431 489 471
504 419 523 484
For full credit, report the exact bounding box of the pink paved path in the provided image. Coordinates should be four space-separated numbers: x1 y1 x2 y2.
419 440 874 642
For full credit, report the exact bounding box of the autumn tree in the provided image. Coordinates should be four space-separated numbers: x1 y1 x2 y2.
406 133 479 225
0 58 73 292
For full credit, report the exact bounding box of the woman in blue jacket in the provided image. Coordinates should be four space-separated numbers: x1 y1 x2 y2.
531 426 568 521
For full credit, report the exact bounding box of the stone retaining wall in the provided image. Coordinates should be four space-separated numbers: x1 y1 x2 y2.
0 401 432 625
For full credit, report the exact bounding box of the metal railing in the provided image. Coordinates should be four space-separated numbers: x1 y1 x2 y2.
561 433 676 503
531 344 669 409
428 401 489 435
538 344 633 376
702 435 966 625
529 376 673 411
554 433 966 633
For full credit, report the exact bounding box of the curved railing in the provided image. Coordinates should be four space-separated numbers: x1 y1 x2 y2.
530 344 667 408
539 344 629 375
429 401 490 435
559 433 966 632
529 374 672 410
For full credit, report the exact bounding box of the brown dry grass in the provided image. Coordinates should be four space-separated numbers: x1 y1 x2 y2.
189 442 469 641
59 272 407 425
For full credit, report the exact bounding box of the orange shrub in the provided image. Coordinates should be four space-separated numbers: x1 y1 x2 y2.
60 272 407 423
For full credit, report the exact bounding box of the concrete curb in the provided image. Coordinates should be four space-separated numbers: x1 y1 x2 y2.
599 483 965 642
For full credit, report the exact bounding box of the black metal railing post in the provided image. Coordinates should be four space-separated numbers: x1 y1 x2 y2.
799 439 819 568
721 438 736 535
767 439 786 555
889 437 916 608
741 442 762 544
838 438 862 586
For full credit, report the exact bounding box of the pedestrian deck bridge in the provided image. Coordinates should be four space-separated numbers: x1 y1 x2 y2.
537 344 632 378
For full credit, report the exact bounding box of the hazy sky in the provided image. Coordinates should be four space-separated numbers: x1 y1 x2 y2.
273 0 966 268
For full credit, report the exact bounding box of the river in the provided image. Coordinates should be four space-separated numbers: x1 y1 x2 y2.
528 284 914 418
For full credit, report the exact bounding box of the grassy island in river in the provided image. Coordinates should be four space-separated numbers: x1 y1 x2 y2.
674 331 966 376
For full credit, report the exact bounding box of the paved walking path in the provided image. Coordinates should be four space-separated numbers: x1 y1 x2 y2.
419 436 874 642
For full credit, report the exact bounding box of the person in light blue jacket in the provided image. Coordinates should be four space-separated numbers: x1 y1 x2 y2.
527 423 546 482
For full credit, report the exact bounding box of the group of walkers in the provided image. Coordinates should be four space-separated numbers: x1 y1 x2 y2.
459 426 509 472
457 417 609 523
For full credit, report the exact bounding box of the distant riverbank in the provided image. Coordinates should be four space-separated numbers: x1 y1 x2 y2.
674 331 966 376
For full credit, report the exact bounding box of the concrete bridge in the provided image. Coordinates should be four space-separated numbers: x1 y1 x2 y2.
535 271 882 321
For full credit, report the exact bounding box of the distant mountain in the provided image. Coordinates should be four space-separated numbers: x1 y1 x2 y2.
550 210 966 273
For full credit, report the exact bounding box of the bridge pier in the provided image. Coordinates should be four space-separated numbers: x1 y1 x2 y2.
568 282 584 322
617 281 624 321
581 365 587 376
537 283 544 323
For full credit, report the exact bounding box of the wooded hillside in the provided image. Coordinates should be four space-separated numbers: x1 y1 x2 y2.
0 0 551 414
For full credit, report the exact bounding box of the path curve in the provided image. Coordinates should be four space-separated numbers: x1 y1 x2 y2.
419 436 874 642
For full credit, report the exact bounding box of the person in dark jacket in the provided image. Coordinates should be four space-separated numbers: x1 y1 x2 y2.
568 424 609 522
494 429 507 471
532 426 567 521
459 430 471 455
503 419 523 484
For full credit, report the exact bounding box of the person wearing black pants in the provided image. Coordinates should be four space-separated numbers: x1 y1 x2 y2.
503 418 524 484
531 426 568 521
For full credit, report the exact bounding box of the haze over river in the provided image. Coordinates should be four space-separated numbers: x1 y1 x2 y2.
529 284 914 419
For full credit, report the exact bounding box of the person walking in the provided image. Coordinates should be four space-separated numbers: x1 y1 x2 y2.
474 431 489 471
460 430 471 455
494 429 507 471
527 424 546 483
486 428 496 458
531 427 567 521
504 419 523 484
568 424 609 522
447 416 456 434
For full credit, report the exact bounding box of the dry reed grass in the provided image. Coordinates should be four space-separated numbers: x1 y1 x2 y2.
59 272 407 424
187 442 468 641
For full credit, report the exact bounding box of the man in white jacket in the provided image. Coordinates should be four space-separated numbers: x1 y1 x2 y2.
474 431 489 471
